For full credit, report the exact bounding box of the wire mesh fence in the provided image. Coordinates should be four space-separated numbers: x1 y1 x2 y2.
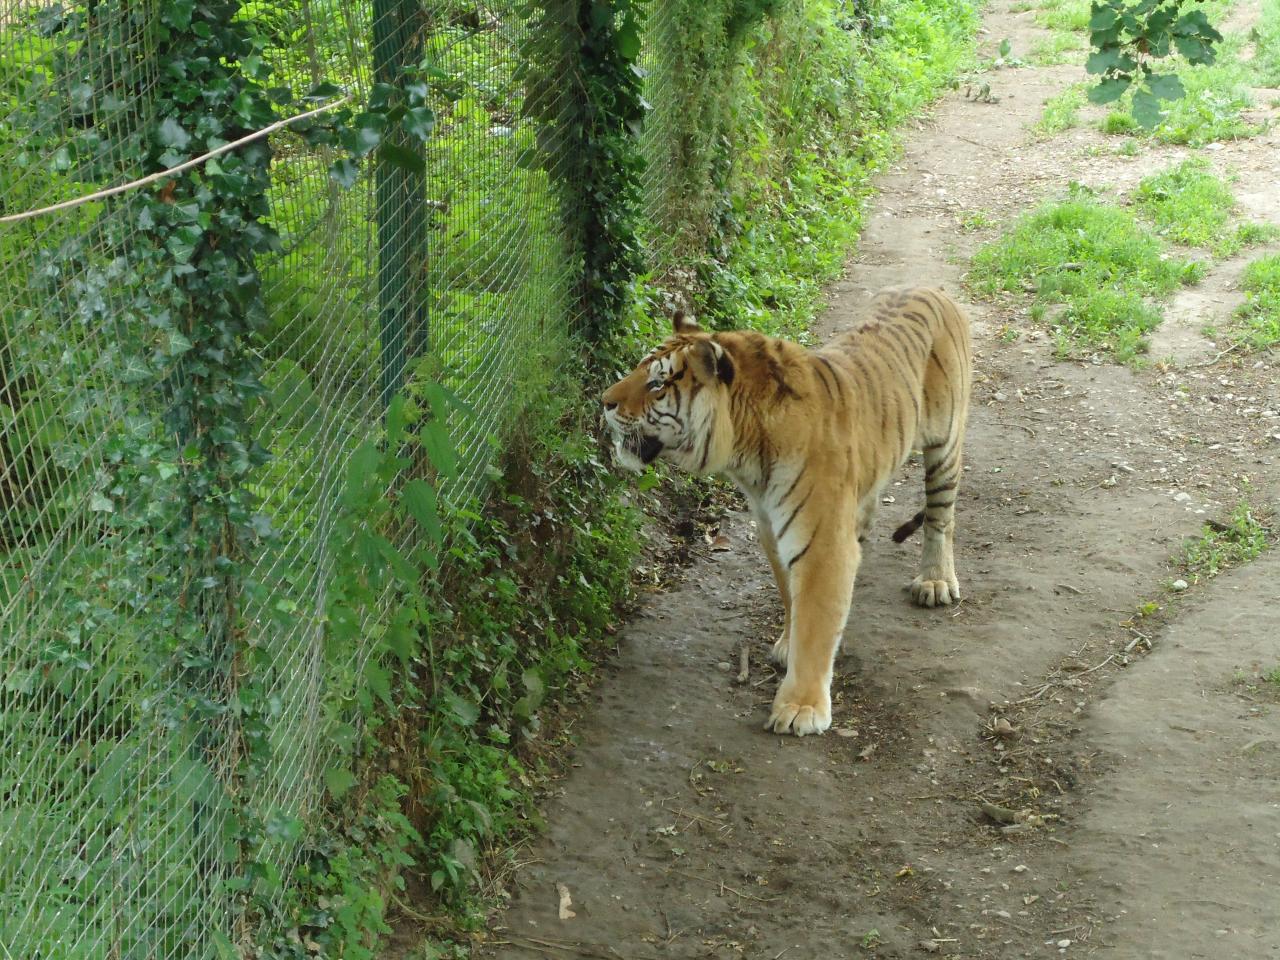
0 0 832 955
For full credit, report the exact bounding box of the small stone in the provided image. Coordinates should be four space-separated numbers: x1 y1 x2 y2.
1058 939 1072 948
1170 579 1189 592
715 661 732 672
919 940 941 954
994 391 1007 402
1012 864 1028 873
1173 492 1192 503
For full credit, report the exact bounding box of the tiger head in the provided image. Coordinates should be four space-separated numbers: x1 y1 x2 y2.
602 311 737 475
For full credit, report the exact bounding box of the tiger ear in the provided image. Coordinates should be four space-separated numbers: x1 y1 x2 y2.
690 337 734 386
673 309 702 334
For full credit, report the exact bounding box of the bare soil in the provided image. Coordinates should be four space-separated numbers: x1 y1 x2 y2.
466 4 1280 958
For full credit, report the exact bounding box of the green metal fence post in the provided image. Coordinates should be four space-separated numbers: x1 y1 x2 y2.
372 0 427 409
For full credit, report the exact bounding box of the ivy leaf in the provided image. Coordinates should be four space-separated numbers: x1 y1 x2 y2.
615 16 641 60
402 106 435 142
90 492 114 513
156 116 191 150
1088 75 1131 104
306 81 344 100
341 112 386 158
329 157 359 188
379 142 426 175
1146 73 1185 102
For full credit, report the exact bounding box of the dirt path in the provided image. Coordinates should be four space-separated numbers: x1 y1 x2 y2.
479 4 1280 958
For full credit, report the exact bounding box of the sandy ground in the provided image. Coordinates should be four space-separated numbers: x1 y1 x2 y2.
467 3 1280 958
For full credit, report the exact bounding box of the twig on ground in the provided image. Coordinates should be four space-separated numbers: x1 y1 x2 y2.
668 869 779 903
735 643 750 684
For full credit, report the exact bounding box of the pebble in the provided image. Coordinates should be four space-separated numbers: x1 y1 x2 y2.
1173 492 1192 503
1171 579 1189 591
1058 939 1072 948
715 661 732 672
1012 864 1028 873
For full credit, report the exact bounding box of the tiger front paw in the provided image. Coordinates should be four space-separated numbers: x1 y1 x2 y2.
764 681 831 737
910 573 960 607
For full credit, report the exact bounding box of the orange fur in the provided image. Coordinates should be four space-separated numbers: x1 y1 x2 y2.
602 288 972 735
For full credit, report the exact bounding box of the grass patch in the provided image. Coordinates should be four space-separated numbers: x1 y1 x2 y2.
968 186 1200 361
1029 30 1086 65
1252 0 1280 86
958 209 995 232
1034 0 1090 32
1179 501 1270 584
1230 253 1280 349
1035 84 1087 135
1133 157 1279 256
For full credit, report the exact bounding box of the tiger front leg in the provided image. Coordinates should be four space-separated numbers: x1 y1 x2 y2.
756 510 793 667
765 522 859 737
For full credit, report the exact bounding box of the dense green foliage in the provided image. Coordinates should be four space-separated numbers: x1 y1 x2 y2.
0 0 978 956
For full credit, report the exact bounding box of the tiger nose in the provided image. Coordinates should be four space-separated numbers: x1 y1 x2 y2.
603 400 618 411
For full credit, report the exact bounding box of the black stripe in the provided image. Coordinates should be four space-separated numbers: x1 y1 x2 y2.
811 359 835 401
787 535 815 569
776 488 812 540
698 424 713 471
775 464 807 502
925 482 957 497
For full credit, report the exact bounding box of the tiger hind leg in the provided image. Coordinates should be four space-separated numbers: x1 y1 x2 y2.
910 424 964 606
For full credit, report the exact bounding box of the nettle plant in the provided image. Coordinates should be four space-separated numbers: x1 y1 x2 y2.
1087 0 1223 127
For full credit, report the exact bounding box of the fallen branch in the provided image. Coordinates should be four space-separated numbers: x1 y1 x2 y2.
735 643 750 684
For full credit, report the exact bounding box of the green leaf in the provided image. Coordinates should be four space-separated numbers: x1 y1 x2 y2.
90 492 114 513
1085 47 1122 75
403 106 436 141
156 116 191 150
379 142 426 175
1088 76 1131 104
1146 73 1185 102
329 157 359 188
421 420 458 479
615 16 641 60
324 765 357 799
401 479 443 545
343 112 386 158
1089 4 1119 31
365 660 393 707
386 393 408 446
1131 88 1164 129
443 691 479 727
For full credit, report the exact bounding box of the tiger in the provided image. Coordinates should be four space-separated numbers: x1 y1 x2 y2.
601 286 972 737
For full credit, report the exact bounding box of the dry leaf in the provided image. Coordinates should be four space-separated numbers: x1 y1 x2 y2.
710 534 731 551
556 882 576 920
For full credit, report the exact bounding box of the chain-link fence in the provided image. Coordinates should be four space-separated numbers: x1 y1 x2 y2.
0 0 923 955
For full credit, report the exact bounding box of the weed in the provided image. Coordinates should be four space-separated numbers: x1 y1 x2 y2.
1035 84 1087 136
1180 502 1270 584
959 209 995 232
1101 110 1139 135
1265 665 1280 687
1229 253 1280 350
1133 157 1277 256
968 188 1197 361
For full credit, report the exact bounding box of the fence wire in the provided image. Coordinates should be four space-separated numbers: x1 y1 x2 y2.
0 0 792 956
